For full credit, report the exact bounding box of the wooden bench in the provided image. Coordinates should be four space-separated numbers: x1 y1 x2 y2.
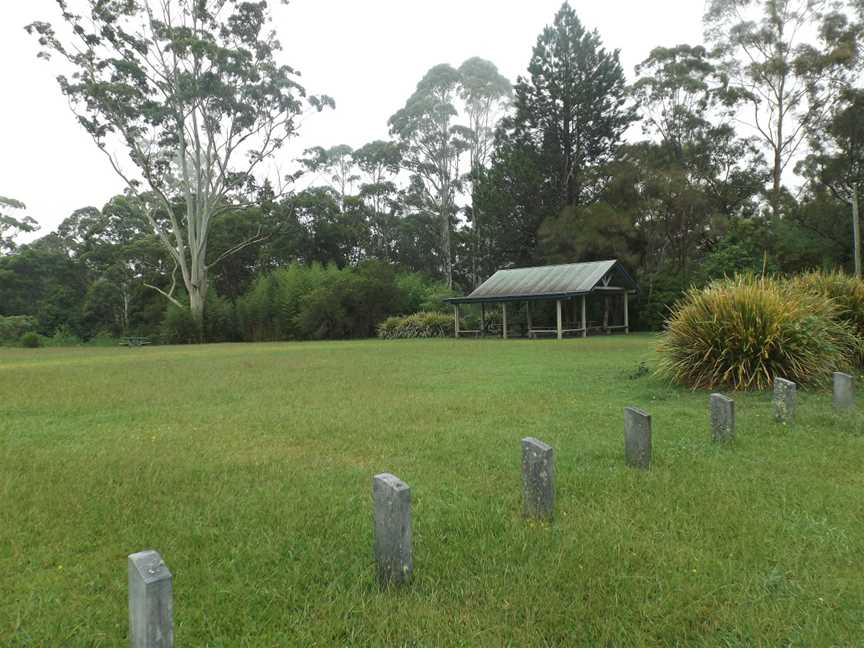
119 336 151 347
528 327 586 339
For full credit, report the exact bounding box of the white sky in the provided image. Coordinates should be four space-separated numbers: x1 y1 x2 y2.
0 0 705 238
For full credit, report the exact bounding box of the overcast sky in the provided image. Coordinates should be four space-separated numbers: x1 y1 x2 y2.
0 0 705 238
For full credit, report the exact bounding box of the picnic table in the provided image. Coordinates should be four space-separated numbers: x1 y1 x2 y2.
119 336 151 347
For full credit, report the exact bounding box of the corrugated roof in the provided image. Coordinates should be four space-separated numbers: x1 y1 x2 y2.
445 260 637 304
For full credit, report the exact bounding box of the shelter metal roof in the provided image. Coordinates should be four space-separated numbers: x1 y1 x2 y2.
445 260 637 304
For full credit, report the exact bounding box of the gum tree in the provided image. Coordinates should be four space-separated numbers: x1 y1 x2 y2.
27 1 331 331
704 0 839 217
389 64 468 288
0 197 37 255
458 57 511 287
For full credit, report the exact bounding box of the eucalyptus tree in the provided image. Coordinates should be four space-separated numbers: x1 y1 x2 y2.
630 44 767 283
704 0 841 216
0 197 37 254
389 64 469 288
354 140 402 258
300 145 359 208
457 57 512 286
799 90 864 275
27 0 331 331
632 45 726 156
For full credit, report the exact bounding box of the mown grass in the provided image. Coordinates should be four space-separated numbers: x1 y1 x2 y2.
1 335 863 646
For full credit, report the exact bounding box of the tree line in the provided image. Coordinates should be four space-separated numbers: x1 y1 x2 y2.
4 0 864 341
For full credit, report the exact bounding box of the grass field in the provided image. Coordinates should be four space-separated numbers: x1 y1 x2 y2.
2 335 863 646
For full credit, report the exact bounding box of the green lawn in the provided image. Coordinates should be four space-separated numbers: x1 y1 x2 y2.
2 336 863 646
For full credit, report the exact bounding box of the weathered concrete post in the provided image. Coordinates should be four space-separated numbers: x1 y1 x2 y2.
624 407 652 469
521 437 555 521
773 378 797 423
128 550 173 648
833 372 855 410
710 394 735 442
373 473 413 586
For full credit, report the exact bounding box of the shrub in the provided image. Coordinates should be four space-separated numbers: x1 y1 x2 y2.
658 275 860 390
20 332 42 348
378 312 454 339
788 270 864 362
237 262 429 342
45 325 82 347
0 315 37 342
87 330 118 347
160 303 200 344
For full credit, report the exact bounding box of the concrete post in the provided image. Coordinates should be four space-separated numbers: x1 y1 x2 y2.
833 372 854 410
624 407 652 469
773 378 797 423
373 473 413 586
521 437 555 521
710 394 735 442
502 303 508 339
128 550 173 648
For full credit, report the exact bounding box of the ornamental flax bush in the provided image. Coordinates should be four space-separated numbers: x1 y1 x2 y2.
378 312 454 339
788 271 864 359
658 276 860 390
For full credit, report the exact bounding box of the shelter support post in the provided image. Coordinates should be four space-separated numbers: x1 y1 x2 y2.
556 300 563 340
502 303 508 339
527 302 533 332
581 296 587 338
454 304 460 338
624 293 629 335
481 304 486 338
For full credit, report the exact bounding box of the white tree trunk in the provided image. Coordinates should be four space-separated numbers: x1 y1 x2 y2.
853 186 861 278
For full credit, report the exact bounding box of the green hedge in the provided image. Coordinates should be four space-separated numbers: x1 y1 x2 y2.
236 262 453 342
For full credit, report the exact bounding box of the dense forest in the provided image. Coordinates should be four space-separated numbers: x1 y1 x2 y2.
4 0 864 343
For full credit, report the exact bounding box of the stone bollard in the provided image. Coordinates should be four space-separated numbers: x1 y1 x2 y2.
710 394 735 442
624 407 652 469
833 372 855 410
373 473 413 587
521 437 555 521
773 378 797 423
128 550 173 648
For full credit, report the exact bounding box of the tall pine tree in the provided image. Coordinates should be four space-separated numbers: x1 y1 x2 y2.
478 3 634 271
515 3 633 212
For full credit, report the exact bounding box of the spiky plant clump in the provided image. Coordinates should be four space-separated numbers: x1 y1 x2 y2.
378 312 454 339
658 275 860 390
788 270 864 363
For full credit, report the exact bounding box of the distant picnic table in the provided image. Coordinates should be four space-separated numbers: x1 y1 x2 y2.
119 336 151 347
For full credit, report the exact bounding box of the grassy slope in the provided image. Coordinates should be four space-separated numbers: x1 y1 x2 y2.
1 336 862 647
